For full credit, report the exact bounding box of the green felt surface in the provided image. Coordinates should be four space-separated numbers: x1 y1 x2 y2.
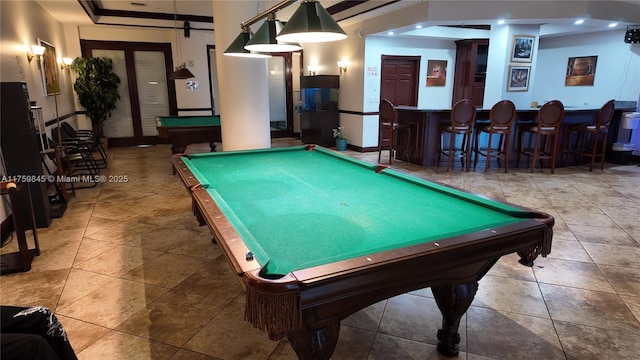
183 146 529 277
158 115 220 127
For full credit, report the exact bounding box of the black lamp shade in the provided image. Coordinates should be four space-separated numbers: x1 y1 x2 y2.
169 64 195 80
245 17 302 52
224 31 272 58
277 0 347 43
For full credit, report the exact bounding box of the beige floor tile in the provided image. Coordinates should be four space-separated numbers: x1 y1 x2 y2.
473 275 549 318
74 243 164 277
368 332 463 360
568 224 638 246
378 293 459 348
60 315 112 354
183 301 279 359
466 306 565 360
621 295 640 322
555 321 640 360
342 300 386 332
77 330 179 360
58 278 168 328
332 326 376 360
57 268 116 309
173 256 244 301
532 258 615 292
540 283 640 334
121 253 211 288
599 265 640 296
116 289 227 347
581 242 640 269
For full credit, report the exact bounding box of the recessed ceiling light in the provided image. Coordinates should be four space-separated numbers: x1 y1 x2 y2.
608 22 618 28
497 19 505 25
575 19 584 25
388 31 394 36
415 25 423 29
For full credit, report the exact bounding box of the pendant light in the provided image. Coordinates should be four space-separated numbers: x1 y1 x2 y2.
276 0 347 43
244 13 302 52
168 0 195 80
224 26 273 58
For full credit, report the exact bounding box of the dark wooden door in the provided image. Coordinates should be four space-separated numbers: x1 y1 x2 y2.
380 56 420 106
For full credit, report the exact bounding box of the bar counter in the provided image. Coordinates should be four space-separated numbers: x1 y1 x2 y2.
394 104 635 168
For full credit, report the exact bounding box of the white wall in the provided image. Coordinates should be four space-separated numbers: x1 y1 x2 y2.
533 29 640 106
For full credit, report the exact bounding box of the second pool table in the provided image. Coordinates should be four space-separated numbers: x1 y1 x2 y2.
156 115 222 153
172 145 554 359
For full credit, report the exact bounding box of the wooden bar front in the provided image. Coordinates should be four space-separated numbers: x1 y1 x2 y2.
394 105 634 168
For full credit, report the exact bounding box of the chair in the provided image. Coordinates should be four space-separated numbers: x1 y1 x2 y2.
473 100 517 173
438 99 477 171
564 99 615 171
49 128 102 185
60 122 108 169
516 100 565 174
377 99 411 164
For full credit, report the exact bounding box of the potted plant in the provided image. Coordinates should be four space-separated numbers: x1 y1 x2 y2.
70 57 121 141
332 126 347 151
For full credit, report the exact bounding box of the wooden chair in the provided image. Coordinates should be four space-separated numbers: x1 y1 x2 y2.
473 100 517 173
438 99 477 171
516 100 565 174
377 99 411 164
564 99 615 171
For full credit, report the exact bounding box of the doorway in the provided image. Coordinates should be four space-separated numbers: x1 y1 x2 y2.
380 55 420 106
80 40 177 147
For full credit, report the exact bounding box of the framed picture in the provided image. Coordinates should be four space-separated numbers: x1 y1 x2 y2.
507 65 530 91
565 55 597 86
426 59 447 86
38 39 61 96
510 34 535 62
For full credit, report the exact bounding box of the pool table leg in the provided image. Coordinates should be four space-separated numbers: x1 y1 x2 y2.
431 281 479 357
517 244 543 267
287 322 340 360
209 141 217 152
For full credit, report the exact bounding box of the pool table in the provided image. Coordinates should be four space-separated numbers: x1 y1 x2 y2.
156 115 222 153
172 145 553 359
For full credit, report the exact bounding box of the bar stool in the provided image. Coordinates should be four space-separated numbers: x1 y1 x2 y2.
377 99 411 164
473 100 517 173
438 99 477 171
564 99 615 171
516 100 565 174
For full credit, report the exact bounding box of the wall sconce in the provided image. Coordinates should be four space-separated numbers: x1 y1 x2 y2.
60 57 73 70
307 65 318 76
27 45 45 69
337 61 348 75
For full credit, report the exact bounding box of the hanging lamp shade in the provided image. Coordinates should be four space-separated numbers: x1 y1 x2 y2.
276 0 347 43
244 13 302 52
224 27 272 58
169 64 195 80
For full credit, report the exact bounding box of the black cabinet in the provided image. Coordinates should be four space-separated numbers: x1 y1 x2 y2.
300 75 339 147
1 82 51 229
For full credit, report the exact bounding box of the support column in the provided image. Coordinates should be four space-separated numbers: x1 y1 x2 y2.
212 0 271 151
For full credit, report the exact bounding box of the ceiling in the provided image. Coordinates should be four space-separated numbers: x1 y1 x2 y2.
35 0 640 39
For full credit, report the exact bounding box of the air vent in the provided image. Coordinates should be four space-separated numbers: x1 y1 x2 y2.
130 2 146 6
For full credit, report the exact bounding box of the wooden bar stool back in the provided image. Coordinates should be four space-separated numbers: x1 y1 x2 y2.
377 99 410 164
517 100 565 174
473 100 516 173
438 99 477 171
566 99 615 171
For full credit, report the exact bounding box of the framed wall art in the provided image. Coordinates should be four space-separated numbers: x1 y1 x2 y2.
507 65 530 92
426 59 447 86
510 34 535 62
565 55 597 86
38 39 61 96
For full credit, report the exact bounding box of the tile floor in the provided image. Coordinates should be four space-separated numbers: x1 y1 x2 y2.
1 138 640 360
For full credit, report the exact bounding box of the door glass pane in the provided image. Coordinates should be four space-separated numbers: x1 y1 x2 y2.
134 51 170 136
267 57 286 130
91 49 134 138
